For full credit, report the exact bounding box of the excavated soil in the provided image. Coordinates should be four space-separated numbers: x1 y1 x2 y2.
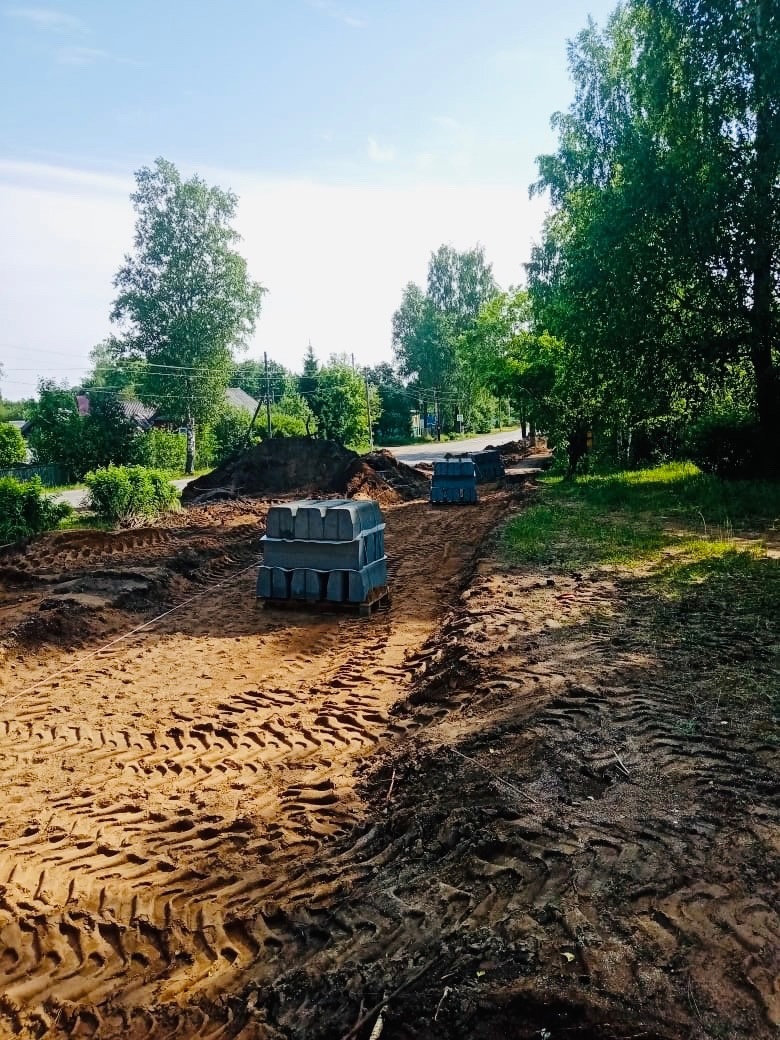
0 480 777 1040
181 439 430 506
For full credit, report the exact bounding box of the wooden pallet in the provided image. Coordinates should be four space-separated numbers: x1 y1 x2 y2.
259 585 391 617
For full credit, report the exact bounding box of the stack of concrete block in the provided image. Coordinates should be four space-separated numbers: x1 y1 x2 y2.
430 458 478 504
257 498 387 604
471 449 505 482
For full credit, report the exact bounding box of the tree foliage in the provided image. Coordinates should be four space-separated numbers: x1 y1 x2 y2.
367 363 412 443
528 0 780 473
0 422 27 467
305 355 380 448
392 245 497 431
111 158 265 473
27 382 138 481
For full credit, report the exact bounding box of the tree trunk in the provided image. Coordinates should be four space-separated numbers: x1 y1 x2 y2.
566 421 588 476
185 420 196 475
750 0 780 475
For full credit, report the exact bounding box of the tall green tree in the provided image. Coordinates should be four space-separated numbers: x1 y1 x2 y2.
308 357 380 447
26 382 83 479
392 245 497 431
231 357 297 403
367 363 412 443
111 158 265 473
529 0 780 472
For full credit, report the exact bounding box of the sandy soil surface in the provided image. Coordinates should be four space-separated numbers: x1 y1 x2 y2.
0 489 514 1038
0 476 776 1040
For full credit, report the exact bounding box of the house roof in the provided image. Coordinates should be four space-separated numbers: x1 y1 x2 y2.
121 400 157 429
225 387 259 414
76 394 156 430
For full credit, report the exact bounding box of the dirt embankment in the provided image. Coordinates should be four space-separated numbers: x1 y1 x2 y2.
0 500 270 656
182 438 430 506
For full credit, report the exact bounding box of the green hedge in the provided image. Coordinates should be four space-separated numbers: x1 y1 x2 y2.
0 476 71 544
84 466 180 525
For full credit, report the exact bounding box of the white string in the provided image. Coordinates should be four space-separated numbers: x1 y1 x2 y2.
2 561 258 708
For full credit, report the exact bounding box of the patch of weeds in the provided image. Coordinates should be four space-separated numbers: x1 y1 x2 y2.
672 717 699 736
57 513 112 532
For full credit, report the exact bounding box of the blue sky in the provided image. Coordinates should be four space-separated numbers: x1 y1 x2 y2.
1 0 617 398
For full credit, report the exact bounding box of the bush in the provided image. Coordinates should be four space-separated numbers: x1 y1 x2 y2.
0 476 71 544
131 428 187 471
209 404 249 464
267 411 309 438
684 412 762 479
0 422 27 466
84 465 179 525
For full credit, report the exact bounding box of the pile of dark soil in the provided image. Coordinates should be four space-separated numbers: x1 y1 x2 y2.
182 438 429 505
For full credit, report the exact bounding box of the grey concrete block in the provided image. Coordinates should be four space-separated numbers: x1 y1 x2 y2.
263 536 382 570
430 482 478 504
256 566 273 598
471 450 504 482
434 459 476 479
326 569 346 602
306 569 325 599
271 568 290 598
290 569 308 599
347 558 388 602
331 500 380 541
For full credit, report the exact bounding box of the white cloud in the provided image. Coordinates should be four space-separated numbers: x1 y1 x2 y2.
0 161 548 397
307 0 366 29
432 115 462 132
55 44 136 65
367 137 396 163
5 6 86 33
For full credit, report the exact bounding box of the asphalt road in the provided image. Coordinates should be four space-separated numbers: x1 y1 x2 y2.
389 428 524 464
50 429 530 508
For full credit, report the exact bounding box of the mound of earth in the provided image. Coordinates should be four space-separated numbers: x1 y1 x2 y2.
182 437 429 504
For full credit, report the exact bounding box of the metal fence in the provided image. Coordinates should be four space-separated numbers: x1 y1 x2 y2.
0 464 68 487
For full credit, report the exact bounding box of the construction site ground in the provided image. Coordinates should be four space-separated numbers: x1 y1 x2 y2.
0 473 777 1040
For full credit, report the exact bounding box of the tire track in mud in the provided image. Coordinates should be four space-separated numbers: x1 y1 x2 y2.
261 565 778 1040
0 493 513 1037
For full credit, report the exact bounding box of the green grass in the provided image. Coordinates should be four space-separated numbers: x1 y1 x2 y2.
502 461 780 729
57 513 113 532
503 461 779 574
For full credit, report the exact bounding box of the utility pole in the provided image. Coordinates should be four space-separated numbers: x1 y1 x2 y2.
351 352 356 371
264 351 272 437
433 388 441 441
364 370 373 449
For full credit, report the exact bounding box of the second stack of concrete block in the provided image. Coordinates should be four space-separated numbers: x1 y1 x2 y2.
430 458 479 504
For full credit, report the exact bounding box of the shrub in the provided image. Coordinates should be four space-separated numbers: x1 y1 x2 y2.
0 476 71 544
131 428 187 471
84 465 179 525
209 404 250 464
0 422 27 466
267 411 309 438
684 412 762 479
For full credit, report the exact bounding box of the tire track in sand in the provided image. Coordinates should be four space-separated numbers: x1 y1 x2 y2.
0 493 512 1035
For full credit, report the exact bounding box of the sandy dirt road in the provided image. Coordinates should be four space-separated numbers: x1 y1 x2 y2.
0 491 514 1038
